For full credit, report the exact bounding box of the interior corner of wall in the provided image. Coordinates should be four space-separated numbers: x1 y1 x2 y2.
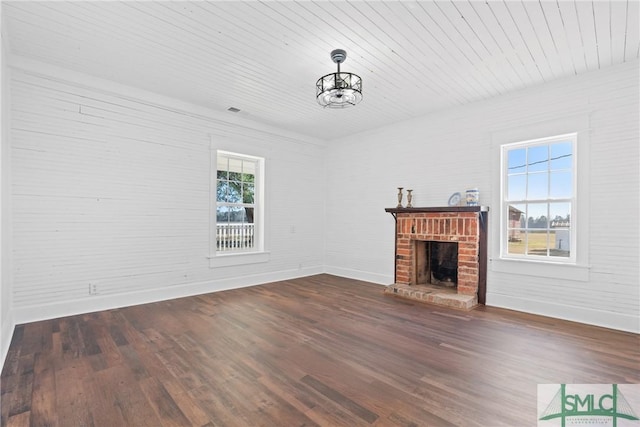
0 308 15 369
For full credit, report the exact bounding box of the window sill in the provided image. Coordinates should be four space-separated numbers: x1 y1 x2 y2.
491 258 590 282
209 251 270 268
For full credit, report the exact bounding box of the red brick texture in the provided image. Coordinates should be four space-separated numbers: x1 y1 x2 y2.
395 212 480 296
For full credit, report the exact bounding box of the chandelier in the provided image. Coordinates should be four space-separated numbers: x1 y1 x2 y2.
316 49 362 108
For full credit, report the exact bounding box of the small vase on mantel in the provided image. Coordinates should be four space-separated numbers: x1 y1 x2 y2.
397 187 404 208
466 188 479 206
406 190 413 208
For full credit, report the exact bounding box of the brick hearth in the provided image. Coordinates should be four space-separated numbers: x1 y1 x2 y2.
384 206 488 310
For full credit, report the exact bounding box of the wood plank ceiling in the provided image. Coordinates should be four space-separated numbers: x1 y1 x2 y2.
3 1 639 141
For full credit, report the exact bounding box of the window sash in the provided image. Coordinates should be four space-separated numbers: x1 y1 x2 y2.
501 133 577 263
215 151 262 254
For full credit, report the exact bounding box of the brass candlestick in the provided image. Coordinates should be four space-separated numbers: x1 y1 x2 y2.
397 187 404 208
406 189 413 208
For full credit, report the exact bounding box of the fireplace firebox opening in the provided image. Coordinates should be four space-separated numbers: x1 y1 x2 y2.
415 241 458 287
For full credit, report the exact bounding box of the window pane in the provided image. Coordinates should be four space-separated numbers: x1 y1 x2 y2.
242 173 254 183
528 145 549 172
216 170 227 179
229 172 242 181
527 203 548 229
549 202 571 225
242 160 256 176
228 206 246 223
507 233 525 254
228 158 242 174
550 229 571 257
508 148 526 174
550 142 572 170
227 182 242 203
216 180 227 202
550 171 572 198
549 203 571 257
527 173 548 199
508 204 526 228
245 207 255 223
217 156 229 175
216 206 230 223
242 183 255 203
527 230 548 256
507 175 526 200
507 203 525 253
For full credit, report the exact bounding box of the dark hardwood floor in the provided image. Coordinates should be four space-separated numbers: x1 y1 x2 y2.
1 274 639 426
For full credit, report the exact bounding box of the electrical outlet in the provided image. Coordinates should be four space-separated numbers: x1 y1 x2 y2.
89 283 99 295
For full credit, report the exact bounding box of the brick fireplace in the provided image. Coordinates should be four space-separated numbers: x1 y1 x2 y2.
384 206 488 310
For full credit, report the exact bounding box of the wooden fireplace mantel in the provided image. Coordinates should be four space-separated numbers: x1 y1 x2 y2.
385 206 489 218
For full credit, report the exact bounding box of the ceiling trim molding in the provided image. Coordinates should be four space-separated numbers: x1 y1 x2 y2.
8 55 327 148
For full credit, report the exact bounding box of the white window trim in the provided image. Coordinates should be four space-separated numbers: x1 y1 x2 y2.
209 251 270 268
500 133 577 264
489 115 590 281
209 140 269 268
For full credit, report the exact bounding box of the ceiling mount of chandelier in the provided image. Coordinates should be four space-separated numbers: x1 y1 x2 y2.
315 49 362 109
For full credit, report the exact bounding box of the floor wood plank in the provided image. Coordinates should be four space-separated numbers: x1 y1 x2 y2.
1 274 638 426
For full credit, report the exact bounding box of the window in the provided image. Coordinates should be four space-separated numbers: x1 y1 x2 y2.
215 151 263 254
501 133 576 263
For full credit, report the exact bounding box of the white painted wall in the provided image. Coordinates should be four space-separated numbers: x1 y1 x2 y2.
0 7 13 367
1 54 637 374
326 60 640 333
7 58 326 326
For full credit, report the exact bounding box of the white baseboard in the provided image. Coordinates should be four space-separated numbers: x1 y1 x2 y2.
324 266 392 286
486 292 640 334
11 266 324 326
